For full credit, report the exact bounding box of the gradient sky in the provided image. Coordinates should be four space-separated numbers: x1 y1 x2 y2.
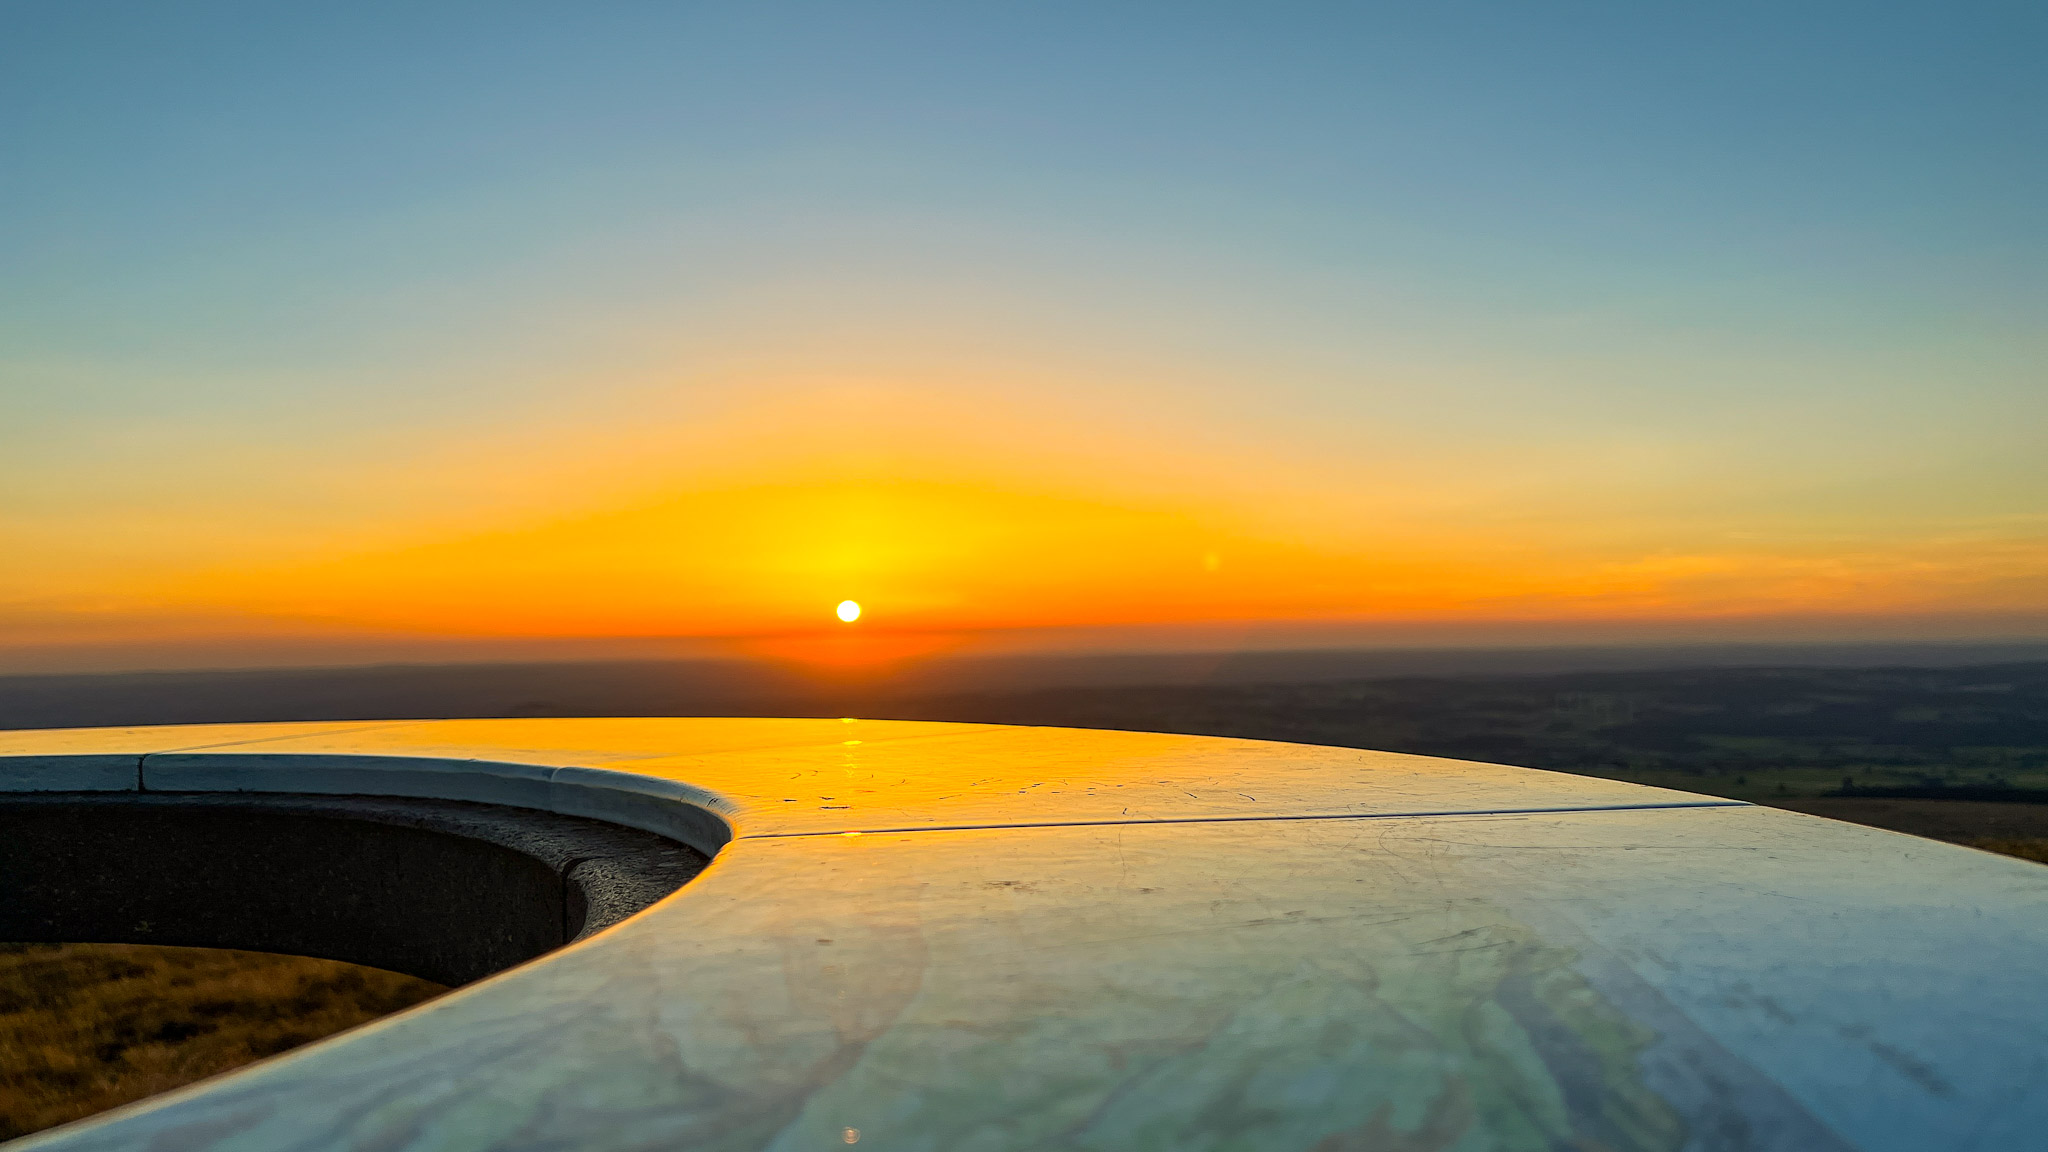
3 2 2044 669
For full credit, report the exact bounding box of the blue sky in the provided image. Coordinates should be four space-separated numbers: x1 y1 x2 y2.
2 2 2043 668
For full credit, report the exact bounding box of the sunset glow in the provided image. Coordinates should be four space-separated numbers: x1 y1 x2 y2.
2 7 2042 672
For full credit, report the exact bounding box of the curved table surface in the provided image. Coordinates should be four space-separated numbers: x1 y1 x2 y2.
4 718 2046 1151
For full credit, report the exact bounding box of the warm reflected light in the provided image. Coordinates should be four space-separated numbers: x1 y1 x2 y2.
836 600 862 623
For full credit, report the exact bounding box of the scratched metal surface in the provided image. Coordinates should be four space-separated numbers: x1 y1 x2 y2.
6 719 2046 1151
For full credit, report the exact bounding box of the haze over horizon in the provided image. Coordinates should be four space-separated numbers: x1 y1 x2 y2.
5 3 2044 673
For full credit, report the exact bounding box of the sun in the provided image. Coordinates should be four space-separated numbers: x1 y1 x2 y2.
836 599 861 623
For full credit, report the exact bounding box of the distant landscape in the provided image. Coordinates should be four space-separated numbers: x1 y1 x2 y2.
9 645 2048 853
895 660 2048 860
905 662 2048 804
6 646 2047 807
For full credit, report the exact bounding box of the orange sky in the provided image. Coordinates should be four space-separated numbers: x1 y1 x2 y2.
4 7 2045 672
8 373 2039 672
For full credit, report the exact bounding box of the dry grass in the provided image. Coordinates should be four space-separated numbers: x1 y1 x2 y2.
0 943 445 1142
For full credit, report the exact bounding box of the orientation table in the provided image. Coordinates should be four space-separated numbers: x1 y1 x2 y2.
4 717 2047 1151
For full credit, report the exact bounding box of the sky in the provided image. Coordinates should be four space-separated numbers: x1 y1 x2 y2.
2 2 2044 671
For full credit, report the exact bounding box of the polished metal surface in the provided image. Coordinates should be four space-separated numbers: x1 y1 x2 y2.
4 719 2044 1151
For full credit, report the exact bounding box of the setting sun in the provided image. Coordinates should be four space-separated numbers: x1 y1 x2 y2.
836 600 862 624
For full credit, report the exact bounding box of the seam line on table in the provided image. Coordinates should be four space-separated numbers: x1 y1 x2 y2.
150 720 435 754
737 800 1751 839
